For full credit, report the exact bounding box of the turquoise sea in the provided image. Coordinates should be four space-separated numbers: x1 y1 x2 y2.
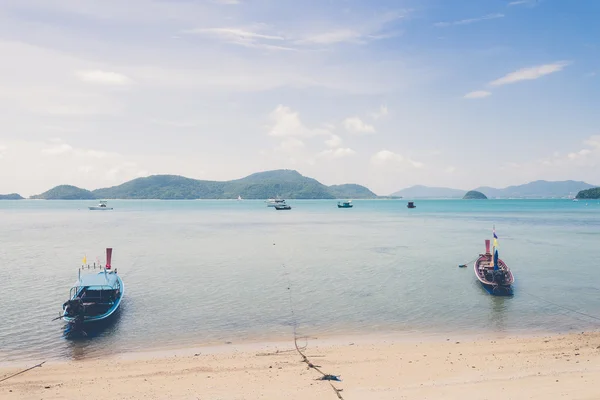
1 199 599 362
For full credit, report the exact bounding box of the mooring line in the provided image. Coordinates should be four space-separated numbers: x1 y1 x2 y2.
282 263 344 399
0 361 46 384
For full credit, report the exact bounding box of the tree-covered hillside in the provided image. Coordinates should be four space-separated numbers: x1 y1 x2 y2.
576 187 600 199
0 193 24 200
30 185 96 200
31 170 378 200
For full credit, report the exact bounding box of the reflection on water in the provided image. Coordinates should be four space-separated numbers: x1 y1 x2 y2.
61 308 124 360
1 199 599 362
488 296 510 332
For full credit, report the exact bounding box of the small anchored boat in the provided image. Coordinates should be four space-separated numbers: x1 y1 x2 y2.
337 200 353 208
274 203 291 210
89 200 113 210
474 231 514 296
61 248 124 334
407 201 416 209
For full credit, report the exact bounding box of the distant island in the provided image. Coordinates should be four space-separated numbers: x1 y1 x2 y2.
575 187 600 199
463 191 487 200
0 193 24 200
31 185 96 200
30 170 378 200
392 180 597 199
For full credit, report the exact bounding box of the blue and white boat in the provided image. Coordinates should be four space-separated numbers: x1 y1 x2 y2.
62 248 124 330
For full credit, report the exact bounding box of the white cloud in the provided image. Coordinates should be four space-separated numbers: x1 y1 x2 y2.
212 0 240 4
297 11 405 45
76 70 133 85
489 62 569 86
372 150 401 164
41 141 117 159
185 27 283 41
277 138 305 152
106 162 149 181
533 135 600 169
445 166 457 174
78 165 93 174
508 0 538 6
42 143 74 155
300 29 364 45
370 105 389 119
584 135 600 149
183 26 294 51
325 135 343 148
371 150 424 168
343 117 376 134
567 149 591 159
268 105 331 137
0 145 6 159
435 14 504 27
318 148 356 158
464 90 492 99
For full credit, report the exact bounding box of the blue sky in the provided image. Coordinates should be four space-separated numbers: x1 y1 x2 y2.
0 0 598 195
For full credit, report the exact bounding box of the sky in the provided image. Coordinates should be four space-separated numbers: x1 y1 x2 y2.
0 0 599 196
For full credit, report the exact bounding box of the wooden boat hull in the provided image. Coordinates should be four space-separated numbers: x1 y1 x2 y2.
474 254 514 296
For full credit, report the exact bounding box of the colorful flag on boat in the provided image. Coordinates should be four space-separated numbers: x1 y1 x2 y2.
82 254 87 265
493 228 498 247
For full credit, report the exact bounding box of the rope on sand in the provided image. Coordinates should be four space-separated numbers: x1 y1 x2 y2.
0 361 46 384
283 263 344 399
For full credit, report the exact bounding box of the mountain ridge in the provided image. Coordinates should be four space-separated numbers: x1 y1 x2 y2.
392 180 596 199
31 170 377 200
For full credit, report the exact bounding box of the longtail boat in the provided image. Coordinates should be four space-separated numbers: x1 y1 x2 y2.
62 248 124 334
474 235 514 296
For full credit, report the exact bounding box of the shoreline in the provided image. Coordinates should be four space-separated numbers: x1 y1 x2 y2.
2 324 589 367
1 324 595 367
2 330 600 399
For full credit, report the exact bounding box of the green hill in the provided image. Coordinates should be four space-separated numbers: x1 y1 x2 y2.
31 170 377 200
575 187 600 199
31 185 96 200
329 184 377 199
0 193 24 200
463 190 488 200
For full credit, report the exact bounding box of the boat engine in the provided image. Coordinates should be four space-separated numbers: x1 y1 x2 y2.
492 270 506 285
63 298 86 336
63 298 84 318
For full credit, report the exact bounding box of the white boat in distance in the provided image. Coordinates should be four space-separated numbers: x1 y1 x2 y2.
89 200 113 210
266 198 286 207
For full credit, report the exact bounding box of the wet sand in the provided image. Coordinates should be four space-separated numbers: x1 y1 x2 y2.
2 331 600 399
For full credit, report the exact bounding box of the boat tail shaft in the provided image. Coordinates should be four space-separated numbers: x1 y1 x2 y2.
485 239 491 254
106 248 112 269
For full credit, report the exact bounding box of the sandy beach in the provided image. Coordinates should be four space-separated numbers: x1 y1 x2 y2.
2 331 600 400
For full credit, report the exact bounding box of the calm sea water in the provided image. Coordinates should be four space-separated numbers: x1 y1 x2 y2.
1 199 599 362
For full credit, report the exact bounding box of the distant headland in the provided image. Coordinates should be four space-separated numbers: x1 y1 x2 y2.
575 187 600 199
0 193 24 200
